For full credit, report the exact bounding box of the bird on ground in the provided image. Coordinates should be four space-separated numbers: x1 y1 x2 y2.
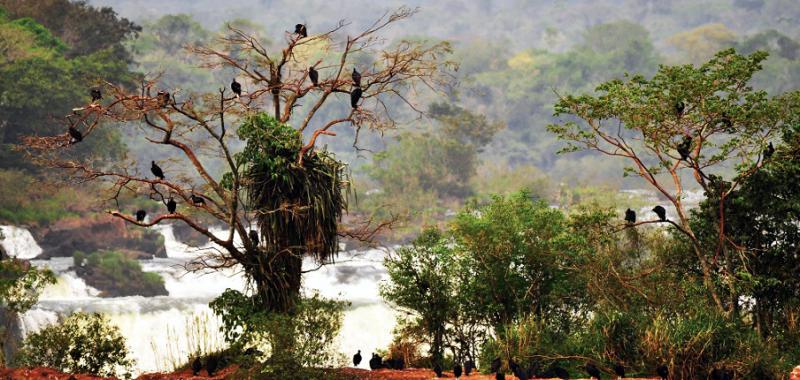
352 68 362 86
135 210 146 222
490 357 502 373
206 354 218 376
454 363 463 378
68 126 83 144
512 363 528 380
625 208 636 225
157 90 170 108
248 230 259 245
90 88 102 102
711 367 733 380
353 349 362 366
151 161 165 180
496 371 506 380
764 142 775 160
552 366 570 379
369 353 381 370
652 205 667 222
509 358 520 374
190 194 206 205
675 100 685 118
309 67 319 86
464 360 475 376
294 23 307 38
231 78 242 97
191 357 202 376
433 362 443 377
677 135 692 161
585 362 602 379
656 364 669 380
166 197 176 214
350 87 362 109
614 362 625 378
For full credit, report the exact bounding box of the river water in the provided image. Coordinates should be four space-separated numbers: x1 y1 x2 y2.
1 224 397 375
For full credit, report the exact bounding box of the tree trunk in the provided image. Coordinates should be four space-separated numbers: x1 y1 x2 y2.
246 248 302 313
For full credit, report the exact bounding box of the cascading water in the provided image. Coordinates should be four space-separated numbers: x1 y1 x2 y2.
12 224 396 375
0 226 43 259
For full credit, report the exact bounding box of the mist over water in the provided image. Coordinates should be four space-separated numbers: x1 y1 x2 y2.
7 225 396 374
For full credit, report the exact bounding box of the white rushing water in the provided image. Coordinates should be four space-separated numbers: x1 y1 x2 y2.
10 224 396 375
0 226 42 259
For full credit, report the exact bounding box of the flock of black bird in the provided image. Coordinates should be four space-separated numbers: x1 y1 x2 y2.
351 348 677 379
191 355 219 377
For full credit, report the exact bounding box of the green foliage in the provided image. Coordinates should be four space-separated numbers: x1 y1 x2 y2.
209 289 347 376
9 17 66 53
73 250 166 297
15 312 134 378
0 259 55 313
0 170 80 224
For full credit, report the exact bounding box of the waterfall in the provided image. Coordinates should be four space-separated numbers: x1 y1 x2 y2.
0 226 42 259
14 224 398 375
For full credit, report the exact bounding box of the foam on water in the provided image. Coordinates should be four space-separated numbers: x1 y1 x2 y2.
0 225 43 259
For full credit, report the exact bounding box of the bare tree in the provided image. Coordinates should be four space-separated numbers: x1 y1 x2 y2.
21 6 455 312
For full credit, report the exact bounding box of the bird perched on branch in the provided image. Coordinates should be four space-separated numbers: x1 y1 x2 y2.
68 127 83 144
652 205 667 222
135 210 146 222
674 99 685 118
309 66 319 86
764 142 775 160
249 230 259 245
350 87 362 109
352 68 362 87
294 23 307 38
231 78 242 97
166 197 176 214
157 90 170 108
677 135 692 161
90 88 102 102
190 194 206 206
151 161 165 180
625 208 636 225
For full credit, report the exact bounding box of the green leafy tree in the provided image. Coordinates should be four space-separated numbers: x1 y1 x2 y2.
549 49 800 314
15 312 134 378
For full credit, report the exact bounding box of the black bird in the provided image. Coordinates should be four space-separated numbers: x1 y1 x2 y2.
614 362 625 378
490 357 502 373
190 194 206 205
206 354 218 376
369 353 381 370
719 114 733 131
135 209 146 222
553 366 570 379
454 363 463 378
191 356 202 376
353 350 362 366
625 208 636 224
585 363 602 379
68 126 83 144
151 161 165 180
90 88 102 102
464 360 475 376
512 363 527 380
656 364 669 380
677 135 692 160
496 372 505 380
509 358 520 374
675 100 685 117
231 78 242 97
764 142 775 160
652 205 667 222
157 90 170 108
249 230 259 245
294 23 307 38
350 87 362 109
352 68 362 86
433 362 443 377
309 66 319 86
166 197 176 214
710 367 733 380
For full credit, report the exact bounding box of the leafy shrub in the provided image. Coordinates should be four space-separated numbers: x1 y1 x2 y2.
73 250 166 297
0 259 55 313
210 289 348 376
15 312 134 378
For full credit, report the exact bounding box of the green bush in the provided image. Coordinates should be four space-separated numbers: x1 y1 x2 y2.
73 250 166 297
15 312 134 378
209 289 347 376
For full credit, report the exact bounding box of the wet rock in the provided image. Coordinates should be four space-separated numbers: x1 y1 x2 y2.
36 215 166 259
